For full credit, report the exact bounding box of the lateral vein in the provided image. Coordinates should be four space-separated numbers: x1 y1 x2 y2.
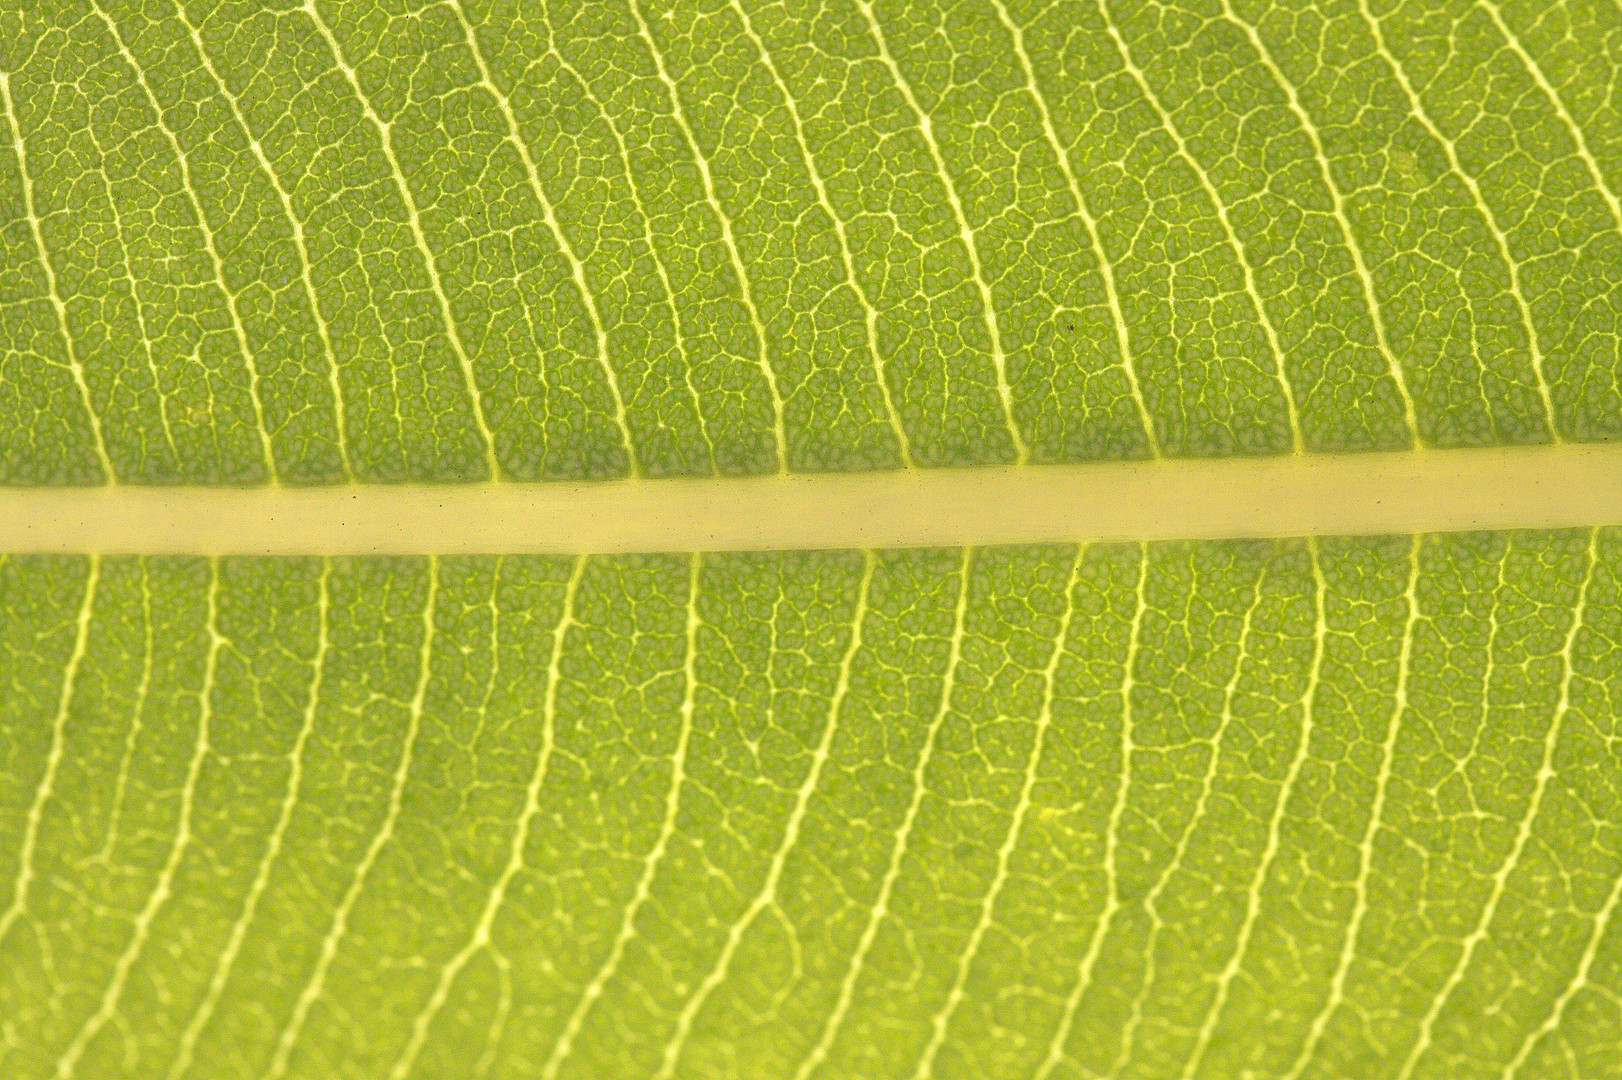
1356 0 1560 442
652 549 875 1079
851 0 1030 464
626 0 789 475
0 71 116 483
992 0 1161 458
88 4 280 482
392 554 584 1080
446 0 639 478
540 552 696 1080
55 558 224 1080
0 555 100 948
263 555 439 1080
1217 0 1422 449
792 547 974 1080
299 1 500 481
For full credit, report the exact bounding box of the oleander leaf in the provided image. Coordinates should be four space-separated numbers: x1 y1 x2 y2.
3 1 1621 1078
2 535 1620 1079
1 0 1620 484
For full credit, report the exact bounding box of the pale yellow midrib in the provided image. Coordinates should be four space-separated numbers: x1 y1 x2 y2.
1 443 1619 555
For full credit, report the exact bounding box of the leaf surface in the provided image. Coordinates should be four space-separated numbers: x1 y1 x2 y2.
2 0 1619 483
2 536 1620 1078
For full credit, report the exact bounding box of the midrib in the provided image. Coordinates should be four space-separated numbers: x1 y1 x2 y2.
2 443 1618 555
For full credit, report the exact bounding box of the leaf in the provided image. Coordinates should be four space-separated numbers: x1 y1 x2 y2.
2 1 1620 1077
1 535 1619 1078
1 0 1620 484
